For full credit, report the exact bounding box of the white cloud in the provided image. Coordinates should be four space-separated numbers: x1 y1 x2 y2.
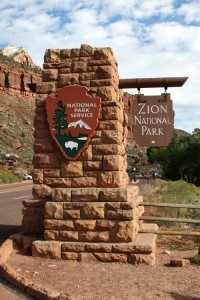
178 1 200 23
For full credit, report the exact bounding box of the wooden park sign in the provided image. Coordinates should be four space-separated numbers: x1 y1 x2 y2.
45 85 101 160
133 93 174 147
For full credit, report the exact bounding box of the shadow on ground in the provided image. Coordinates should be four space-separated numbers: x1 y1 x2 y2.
0 224 21 245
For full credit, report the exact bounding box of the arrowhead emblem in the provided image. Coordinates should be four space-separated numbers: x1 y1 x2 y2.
45 85 101 160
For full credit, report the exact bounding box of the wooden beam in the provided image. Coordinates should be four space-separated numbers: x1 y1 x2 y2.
119 77 188 89
141 202 200 209
139 229 200 237
140 216 200 224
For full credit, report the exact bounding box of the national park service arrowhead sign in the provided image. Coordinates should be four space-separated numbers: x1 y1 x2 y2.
45 85 101 160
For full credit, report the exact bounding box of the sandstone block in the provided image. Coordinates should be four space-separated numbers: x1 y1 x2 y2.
71 188 99 202
63 202 85 210
60 231 78 241
102 105 124 123
78 253 98 263
96 220 115 230
81 203 104 219
96 65 115 79
44 230 59 240
42 69 58 81
79 72 95 81
101 130 123 144
64 210 80 219
52 188 71 202
32 184 52 199
32 241 61 259
45 202 63 219
22 207 35 216
71 61 87 72
44 178 71 187
22 215 44 234
44 219 74 230
79 145 92 160
80 44 94 56
110 221 134 242
62 242 85 252
34 129 51 139
128 253 155 266
60 49 71 59
131 233 156 253
34 114 48 130
61 161 83 177
83 161 102 171
33 153 60 169
97 86 117 101
94 48 114 61
98 120 123 133
103 155 124 171
98 171 125 187
106 209 133 221
36 82 57 94
71 177 97 187
170 259 191 267
92 144 125 156
94 253 127 263
74 220 96 230
62 252 79 260
99 187 128 202
32 169 43 184
86 243 112 252
71 48 80 57
79 231 110 242
44 49 60 63
58 74 79 87
44 169 60 178
22 199 47 208
34 139 54 153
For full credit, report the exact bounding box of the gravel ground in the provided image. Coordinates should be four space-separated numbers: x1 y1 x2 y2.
7 247 200 300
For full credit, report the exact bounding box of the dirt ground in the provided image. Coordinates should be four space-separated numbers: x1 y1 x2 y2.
7 237 200 300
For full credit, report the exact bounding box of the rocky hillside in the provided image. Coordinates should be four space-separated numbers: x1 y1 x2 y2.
0 89 35 169
0 47 41 171
0 45 41 73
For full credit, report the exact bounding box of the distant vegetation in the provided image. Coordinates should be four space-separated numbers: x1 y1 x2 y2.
0 170 23 184
0 52 41 74
140 179 200 221
148 128 200 186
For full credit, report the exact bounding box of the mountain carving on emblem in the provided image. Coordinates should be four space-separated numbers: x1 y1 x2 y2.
68 119 92 130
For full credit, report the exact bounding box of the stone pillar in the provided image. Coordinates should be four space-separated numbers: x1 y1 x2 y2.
22 44 156 265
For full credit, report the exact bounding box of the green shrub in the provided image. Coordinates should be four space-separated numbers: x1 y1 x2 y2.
192 254 200 265
0 171 23 184
140 179 200 220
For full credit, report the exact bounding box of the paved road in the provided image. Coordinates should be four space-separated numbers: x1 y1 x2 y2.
0 181 33 299
0 181 33 243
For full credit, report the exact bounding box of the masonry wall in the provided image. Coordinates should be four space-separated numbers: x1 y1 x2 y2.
21 44 155 265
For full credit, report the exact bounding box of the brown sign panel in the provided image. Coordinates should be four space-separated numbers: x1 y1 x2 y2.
133 93 174 147
45 85 101 160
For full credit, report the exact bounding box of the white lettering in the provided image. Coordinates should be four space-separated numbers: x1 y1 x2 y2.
67 102 97 108
141 126 164 136
138 103 168 115
70 113 93 118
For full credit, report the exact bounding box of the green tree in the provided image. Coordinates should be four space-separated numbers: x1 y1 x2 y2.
148 129 200 186
53 101 68 136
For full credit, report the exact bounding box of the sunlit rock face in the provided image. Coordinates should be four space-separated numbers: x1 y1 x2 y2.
1 45 35 67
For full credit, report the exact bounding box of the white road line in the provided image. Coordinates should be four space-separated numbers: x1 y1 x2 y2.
14 196 30 200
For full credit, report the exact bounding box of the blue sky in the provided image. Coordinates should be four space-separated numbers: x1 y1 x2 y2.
0 0 200 133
